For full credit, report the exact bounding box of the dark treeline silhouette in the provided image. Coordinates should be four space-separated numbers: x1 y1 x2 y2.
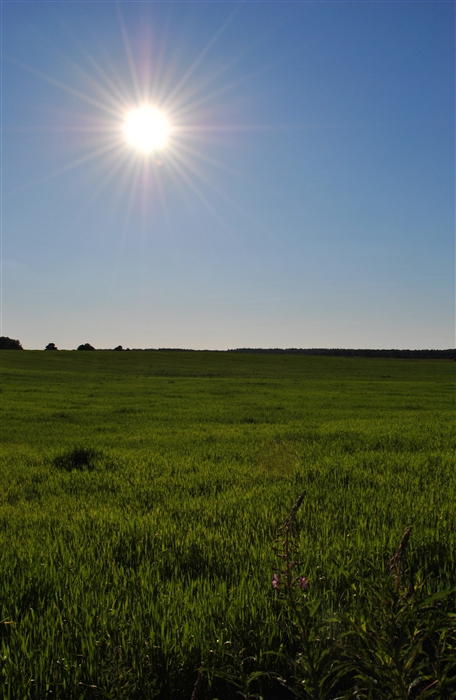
1 337 454 359
0 336 23 350
102 347 455 359
226 348 456 360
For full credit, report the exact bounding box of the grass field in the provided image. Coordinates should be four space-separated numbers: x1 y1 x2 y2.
0 351 455 698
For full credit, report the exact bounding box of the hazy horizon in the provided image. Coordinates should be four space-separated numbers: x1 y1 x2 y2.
2 338 454 353
2 2 454 351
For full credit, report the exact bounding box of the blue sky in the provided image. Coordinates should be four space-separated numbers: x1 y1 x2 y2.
2 1 454 350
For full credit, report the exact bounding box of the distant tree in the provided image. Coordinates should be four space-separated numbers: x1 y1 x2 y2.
114 345 123 351
45 343 58 351
77 343 96 351
0 336 23 350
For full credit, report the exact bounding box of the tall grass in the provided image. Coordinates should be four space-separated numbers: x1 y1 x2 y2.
0 351 454 697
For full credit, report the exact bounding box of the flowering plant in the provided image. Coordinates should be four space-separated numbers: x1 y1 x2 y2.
272 491 349 698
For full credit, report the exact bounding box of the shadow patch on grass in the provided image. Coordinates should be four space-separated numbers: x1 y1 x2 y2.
53 446 102 472
50 411 75 422
113 406 139 415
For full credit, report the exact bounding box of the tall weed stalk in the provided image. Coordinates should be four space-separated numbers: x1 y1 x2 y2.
272 491 349 699
269 494 456 700
341 527 456 699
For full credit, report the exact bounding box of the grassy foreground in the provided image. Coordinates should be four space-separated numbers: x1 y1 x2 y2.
0 351 455 698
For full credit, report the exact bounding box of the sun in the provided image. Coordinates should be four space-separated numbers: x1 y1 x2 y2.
124 105 171 154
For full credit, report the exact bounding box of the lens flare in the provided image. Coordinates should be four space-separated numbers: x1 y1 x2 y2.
124 106 170 153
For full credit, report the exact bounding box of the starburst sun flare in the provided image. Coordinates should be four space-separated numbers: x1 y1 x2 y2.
123 105 171 154
8 4 267 243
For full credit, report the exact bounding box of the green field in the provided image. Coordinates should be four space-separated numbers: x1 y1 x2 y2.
1 351 455 698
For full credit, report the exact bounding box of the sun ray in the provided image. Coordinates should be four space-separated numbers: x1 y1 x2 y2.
171 142 275 242
152 10 174 106
5 5 302 256
121 159 146 234
5 55 122 119
62 148 136 228
175 139 252 182
165 150 245 247
154 163 177 248
170 146 273 245
116 3 143 104
162 16 291 121
6 136 123 199
37 30 132 116
170 50 292 124
67 35 134 108
164 5 241 106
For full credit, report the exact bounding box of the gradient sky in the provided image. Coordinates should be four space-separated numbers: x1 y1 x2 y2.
2 1 454 350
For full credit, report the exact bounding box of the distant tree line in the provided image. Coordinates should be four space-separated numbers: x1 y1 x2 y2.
227 348 456 360
1 336 454 359
46 342 96 350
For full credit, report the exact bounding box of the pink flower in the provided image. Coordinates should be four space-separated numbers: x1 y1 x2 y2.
272 573 280 589
299 577 308 590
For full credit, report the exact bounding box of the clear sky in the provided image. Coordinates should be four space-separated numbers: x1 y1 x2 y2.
2 1 454 350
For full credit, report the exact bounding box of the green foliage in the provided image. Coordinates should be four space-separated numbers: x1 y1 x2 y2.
0 336 23 350
53 447 102 472
340 568 456 699
263 498 456 700
0 351 454 698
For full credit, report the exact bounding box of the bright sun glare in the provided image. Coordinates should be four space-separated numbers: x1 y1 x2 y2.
124 106 170 154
